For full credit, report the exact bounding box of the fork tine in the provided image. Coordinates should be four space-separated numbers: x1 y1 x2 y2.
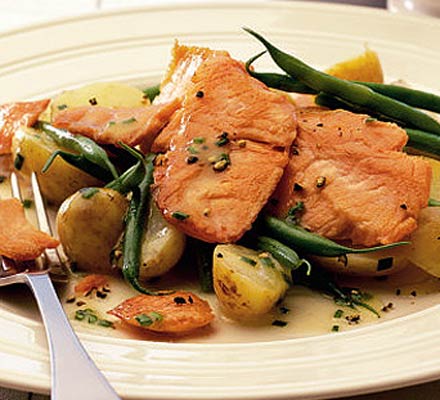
10 172 22 201
30 172 71 280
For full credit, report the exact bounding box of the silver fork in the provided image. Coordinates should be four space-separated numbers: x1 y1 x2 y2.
0 172 121 400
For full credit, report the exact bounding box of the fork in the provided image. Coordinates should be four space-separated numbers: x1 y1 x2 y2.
0 172 121 400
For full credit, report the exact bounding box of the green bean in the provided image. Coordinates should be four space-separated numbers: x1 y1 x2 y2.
38 122 119 182
121 152 170 296
429 198 440 207
105 144 145 194
244 28 440 135
262 215 409 257
246 52 315 94
143 84 160 102
246 53 440 113
256 235 308 272
192 239 215 293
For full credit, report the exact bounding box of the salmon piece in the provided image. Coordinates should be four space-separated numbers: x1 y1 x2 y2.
271 108 431 246
108 291 214 334
153 50 297 243
74 274 109 296
154 41 228 106
0 198 59 261
0 99 50 154
52 101 179 149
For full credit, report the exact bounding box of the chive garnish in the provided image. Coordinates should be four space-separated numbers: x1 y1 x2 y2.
172 211 189 220
14 153 24 170
135 314 153 326
57 104 68 110
193 137 205 144
187 146 199 154
333 309 343 319
122 117 137 124
22 199 33 209
240 256 257 266
80 187 99 199
365 117 377 123
260 255 275 268
215 132 229 147
331 325 340 332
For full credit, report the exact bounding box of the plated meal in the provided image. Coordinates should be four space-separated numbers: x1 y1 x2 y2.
1 27 440 342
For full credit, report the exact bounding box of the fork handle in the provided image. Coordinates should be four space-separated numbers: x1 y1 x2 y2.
25 273 121 400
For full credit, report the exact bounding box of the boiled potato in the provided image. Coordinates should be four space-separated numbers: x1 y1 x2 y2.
51 82 148 117
11 126 101 205
139 202 186 281
57 188 128 273
213 244 289 319
311 246 410 277
404 207 440 277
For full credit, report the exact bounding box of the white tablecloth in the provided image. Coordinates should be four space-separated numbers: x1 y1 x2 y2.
1 1 438 399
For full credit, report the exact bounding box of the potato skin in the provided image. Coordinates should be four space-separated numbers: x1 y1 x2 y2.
404 207 440 277
51 82 148 118
213 244 289 319
57 188 128 273
11 127 100 205
310 247 410 277
139 202 186 281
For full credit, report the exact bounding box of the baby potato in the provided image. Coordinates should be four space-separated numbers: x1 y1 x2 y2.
213 244 289 319
404 207 440 277
11 126 100 205
311 246 410 277
51 82 148 117
57 188 128 273
139 202 186 281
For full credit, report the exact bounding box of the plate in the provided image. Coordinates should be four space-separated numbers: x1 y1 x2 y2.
0 2 440 399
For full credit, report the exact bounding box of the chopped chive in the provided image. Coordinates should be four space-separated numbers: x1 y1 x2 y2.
135 314 153 326
80 187 99 199
57 104 68 110
215 132 230 147
22 199 33 209
193 137 205 144
149 311 163 322
272 320 288 327
122 117 137 124
365 117 377 123
108 121 116 126
97 319 114 328
172 211 189 220
240 256 257 266
331 325 340 332
14 153 24 170
187 146 199 154
377 257 393 271
259 255 275 268
333 309 343 319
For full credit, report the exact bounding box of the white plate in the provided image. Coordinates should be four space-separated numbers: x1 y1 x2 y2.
1 2 440 399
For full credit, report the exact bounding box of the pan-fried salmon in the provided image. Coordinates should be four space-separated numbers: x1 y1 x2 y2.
153 50 297 243
0 198 59 261
0 99 50 154
52 101 179 149
271 108 431 246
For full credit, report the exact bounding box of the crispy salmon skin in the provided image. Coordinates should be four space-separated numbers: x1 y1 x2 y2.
108 291 214 334
153 46 297 243
0 198 59 260
271 108 431 246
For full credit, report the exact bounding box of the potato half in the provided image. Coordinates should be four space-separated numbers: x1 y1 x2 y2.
213 244 289 319
11 127 100 205
57 188 128 273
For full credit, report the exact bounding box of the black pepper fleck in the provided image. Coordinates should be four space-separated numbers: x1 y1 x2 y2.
410 290 417 297
293 183 303 192
196 90 204 98
272 320 288 327
186 155 199 164
89 97 98 106
400 204 408 210
174 296 187 305
188 296 194 304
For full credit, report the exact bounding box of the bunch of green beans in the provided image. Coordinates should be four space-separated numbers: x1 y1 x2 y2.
244 28 440 138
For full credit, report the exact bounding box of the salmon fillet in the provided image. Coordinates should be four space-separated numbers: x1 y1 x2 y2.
0 99 49 154
271 108 431 246
52 101 179 149
153 50 297 243
0 198 59 261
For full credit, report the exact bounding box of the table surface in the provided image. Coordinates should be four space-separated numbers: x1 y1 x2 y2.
0 0 438 399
